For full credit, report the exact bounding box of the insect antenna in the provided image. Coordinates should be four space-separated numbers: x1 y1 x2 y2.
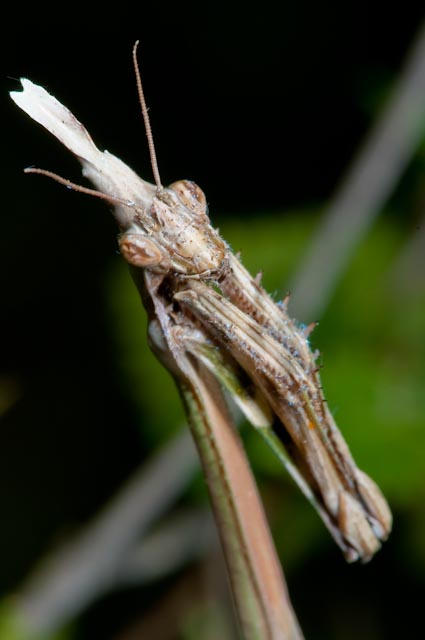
132 40 162 189
24 167 135 209
22 45 161 213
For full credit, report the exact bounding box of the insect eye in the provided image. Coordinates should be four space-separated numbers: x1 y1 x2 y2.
119 233 163 268
169 179 208 217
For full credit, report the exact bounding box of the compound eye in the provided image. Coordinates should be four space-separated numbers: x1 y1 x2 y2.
169 179 207 217
119 233 163 268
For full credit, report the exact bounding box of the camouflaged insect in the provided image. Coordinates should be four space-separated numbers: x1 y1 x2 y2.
11 71 391 564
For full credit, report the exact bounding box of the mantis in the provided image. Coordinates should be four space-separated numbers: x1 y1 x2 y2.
11 42 391 639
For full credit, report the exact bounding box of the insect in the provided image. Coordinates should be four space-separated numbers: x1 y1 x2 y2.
10 43 391 564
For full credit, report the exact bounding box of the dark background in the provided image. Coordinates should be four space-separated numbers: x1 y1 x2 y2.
1 4 425 639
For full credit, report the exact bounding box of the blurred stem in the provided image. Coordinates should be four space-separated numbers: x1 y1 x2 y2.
15 430 198 638
290 19 425 321
390 208 425 298
179 363 303 640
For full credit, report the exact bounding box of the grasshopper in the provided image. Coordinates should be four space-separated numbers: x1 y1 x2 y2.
10 44 391 565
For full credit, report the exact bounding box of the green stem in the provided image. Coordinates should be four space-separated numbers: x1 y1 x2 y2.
179 363 303 640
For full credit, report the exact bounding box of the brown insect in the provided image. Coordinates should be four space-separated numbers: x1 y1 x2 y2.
10 42 391 563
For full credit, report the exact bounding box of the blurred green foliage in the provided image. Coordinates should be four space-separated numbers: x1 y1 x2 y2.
0 600 72 640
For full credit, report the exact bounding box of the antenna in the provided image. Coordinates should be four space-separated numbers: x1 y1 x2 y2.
24 167 135 209
132 41 162 189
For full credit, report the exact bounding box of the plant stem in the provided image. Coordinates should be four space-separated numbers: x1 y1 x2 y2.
180 363 303 640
